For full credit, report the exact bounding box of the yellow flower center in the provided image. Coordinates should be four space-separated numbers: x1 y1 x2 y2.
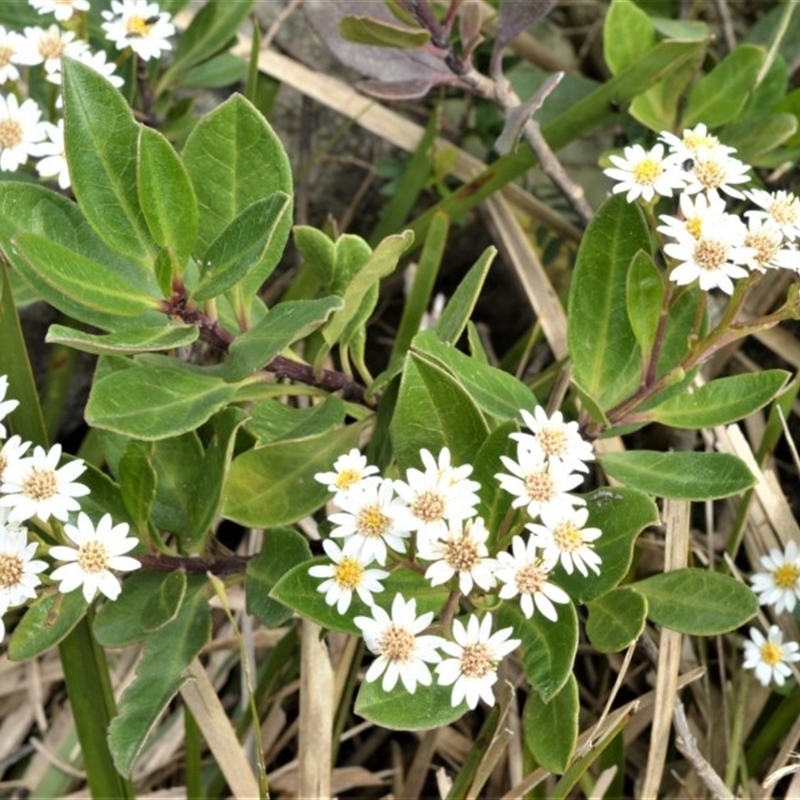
633 158 661 186
515 560 547 595
21 468 58 501
769 194 800 226
686 215 703 238
745 228 781 267
0 119 22 149
444 536 480 572
459 642 496 679
0 552 23 589
553 521 584 553
127 15 155 37
693 158 726 190
411 490 445 523
774 563 800 590
0 452 7 481
524 469 554 503
684 132 718 152
335 469 361 491
693 239 727 271
77 540 109 574
380 624 415 663
0 46 12 67
356 505 390 539
760 641 783 666
334 558 364 589
38 36 65 61
538 428 567 458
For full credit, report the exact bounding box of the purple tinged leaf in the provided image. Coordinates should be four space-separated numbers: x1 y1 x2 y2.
458 0 484 59
357 76 454 100
496 0 558 52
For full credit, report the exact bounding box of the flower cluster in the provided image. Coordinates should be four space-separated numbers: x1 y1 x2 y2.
0 0 174 188
604 123 800 294
312 406 600 709
743 541 800 688
0 375 140 645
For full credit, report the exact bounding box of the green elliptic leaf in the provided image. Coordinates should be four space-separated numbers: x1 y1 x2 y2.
46 323 198 356
246 395 346 443
603 0 656 76
435 246 496 345
568 195 648 413
523 673 579 774
193 193 291 302
63 58 155 266
12 232 161 330
720 114 798 164
642 370 790 429
339 14 431 47
221 295 344 382
270 560 448 636
246 528 313 628
555 487 659 604
585 587 648 652
182 94 293 298
137 126 198 268
108 579 211 777
222 422 366 527
8 590 88 661
682 44 767 129
181 53 248 89
599 450 756 500
118 441 157 535
355 676 468 730
293 225 337 286
626 250 664 363
390 353 489 472
472 421 519 537
150 432 204 537
633 568 758 635
775 88 800 148
85 361 238 440
411 330 536 423
497 601 578 702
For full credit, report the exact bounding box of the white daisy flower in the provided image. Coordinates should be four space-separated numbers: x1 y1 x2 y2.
774 246 800 273
435 613 520 709
664 214 756 295
0 26 27 84
29 0 90 22
327 478 410 566
742 216 793 273
101 0 175 62
0 93 48 173
0 436 31 484
16 24 88 73
393 447 481 551
314 448 381 504
743 625 800 688
495 441 585 520
657 191 728 243
603 142 686 203
659 123 735 161
0 522 48 607
750 541 800 614
0 443 90 523
746 189 800 242
525 506 602 578
307 537 389 615
354 593 445 693
680 145 751 200
49 512 140 602
495 534 571 620
31 119 69 189
0 375 19 439
422 517 497 596
510 406 594 473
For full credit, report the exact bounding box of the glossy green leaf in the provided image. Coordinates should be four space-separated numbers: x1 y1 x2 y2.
599 450 755 500
63 58 155 265
603 0 655 75
556 487 659 604
435 246 496 345
12 232 161 329
497 600 578 702
643 370 789 428
181 52 248 89
390 353 489 472
223 422 366 526
293 225 337 286
523 673 579 773
246 528 313 628
626 250 664 364
221 295 343 382
472 421 519 536
182 95 292 297
720 114 798 163
46 323 198 356
246 396 346 443
85 361 238 440
271 561 448 636
682 44 766 128
108 579 211 776
633 568 758 634
137 126 198 268
150 432 204 537
568 195 648 412
118 441 156 535
8 590 88 661
355 677 467 730
411 330 536 422
340 15 430 47
585 587 648 652
193 193 291 302
775 88 800 147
